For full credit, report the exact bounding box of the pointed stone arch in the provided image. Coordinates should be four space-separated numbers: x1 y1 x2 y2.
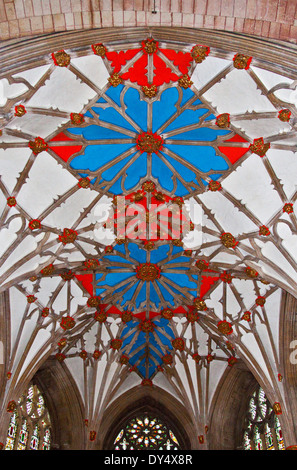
99 385 196 450
208 360 257 449
33 357 86 450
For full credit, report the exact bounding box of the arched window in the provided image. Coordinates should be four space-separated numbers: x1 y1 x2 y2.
5 384 51 450
243 386 285 450
113 414 180 450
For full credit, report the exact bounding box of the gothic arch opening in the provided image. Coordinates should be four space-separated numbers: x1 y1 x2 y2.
101 387 195 450
33 358 86 450
208 361 259 450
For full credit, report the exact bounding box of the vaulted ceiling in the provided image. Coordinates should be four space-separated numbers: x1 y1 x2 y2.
0 27 297 447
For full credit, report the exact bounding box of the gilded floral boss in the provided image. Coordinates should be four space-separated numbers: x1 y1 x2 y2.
136 131 164 154
136 263 161 282
104 195 193 241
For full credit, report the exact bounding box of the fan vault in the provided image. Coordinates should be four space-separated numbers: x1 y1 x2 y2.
0 27 297 450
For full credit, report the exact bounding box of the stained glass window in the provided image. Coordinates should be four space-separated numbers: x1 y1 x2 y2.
42 429 51 450
5 384 51 450
274 416 285 450
5 410 18 450
30 425 40 450
243 386 285 450
17 420 28 450
113 414 180 450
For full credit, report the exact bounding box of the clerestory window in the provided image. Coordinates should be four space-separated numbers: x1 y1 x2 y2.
243 386 285 450
5 383 51 450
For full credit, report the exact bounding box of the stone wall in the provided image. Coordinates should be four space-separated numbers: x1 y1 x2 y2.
0 0 296 43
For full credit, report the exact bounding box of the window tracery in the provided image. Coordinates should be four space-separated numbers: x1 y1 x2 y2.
5 384 51 451
243 386 285 450
113 414 180 450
